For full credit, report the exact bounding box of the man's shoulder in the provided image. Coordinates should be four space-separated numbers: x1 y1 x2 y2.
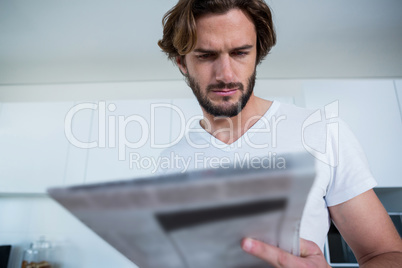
270 101 328 129
271 101 317 118
270 101 348 150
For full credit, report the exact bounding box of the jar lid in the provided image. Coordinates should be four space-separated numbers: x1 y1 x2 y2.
30 236 52 249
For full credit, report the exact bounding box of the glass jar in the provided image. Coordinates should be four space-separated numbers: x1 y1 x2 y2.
21 236 53 268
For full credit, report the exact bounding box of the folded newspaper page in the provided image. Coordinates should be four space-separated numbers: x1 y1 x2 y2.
48 152 315 268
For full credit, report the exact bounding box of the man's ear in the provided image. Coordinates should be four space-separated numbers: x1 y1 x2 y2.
176 56 188 75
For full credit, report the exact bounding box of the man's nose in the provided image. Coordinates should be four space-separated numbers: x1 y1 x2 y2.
215 55 235 83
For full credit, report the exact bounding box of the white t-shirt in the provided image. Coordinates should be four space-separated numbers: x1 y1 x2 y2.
158 101 377 251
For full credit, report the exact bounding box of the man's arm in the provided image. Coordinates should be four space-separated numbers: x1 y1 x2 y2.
329 189 402 267
242 189 402 267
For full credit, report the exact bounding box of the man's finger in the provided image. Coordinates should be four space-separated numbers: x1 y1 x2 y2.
241 238 307 267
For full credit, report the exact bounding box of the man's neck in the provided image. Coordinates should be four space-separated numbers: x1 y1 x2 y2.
200 96 272 145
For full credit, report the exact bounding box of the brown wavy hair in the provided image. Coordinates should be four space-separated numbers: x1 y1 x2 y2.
158 0 276 66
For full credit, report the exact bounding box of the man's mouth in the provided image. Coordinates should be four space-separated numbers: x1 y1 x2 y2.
211 89 238 96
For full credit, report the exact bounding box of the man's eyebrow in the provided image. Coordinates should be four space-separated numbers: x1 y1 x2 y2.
232 45 254 51
193 45 254 53
193 48 217 53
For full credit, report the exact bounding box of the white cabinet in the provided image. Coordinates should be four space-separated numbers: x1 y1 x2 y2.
0 97 183 192
303 80 402 187
85 99 172 183
0 102 74 193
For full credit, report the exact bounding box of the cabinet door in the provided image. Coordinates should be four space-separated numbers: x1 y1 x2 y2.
0 102 74 193
63 101 94 186
303 80 402 187
85 99 172 183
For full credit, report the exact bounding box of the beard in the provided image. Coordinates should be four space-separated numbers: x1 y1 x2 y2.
185 70 256 117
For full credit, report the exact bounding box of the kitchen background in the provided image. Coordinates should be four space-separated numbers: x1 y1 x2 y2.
1 0 401 267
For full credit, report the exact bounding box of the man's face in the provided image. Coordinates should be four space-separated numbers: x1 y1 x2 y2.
177 8 258 117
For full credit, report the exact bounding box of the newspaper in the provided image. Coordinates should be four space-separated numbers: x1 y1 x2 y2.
48 152 315 268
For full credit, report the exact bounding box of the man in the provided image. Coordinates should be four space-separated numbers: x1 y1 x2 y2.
157 0 402 267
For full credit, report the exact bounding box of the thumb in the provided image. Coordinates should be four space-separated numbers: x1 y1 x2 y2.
299 238 323 257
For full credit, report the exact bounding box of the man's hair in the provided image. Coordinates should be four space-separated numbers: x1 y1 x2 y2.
158 0 276 65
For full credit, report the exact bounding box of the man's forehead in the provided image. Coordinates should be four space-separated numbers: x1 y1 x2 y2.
193 9 257 52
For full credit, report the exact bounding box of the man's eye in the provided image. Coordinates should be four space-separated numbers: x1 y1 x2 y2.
197 54 212 60
232 51 248 57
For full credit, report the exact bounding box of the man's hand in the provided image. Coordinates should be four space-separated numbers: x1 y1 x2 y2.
241 238 331 268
